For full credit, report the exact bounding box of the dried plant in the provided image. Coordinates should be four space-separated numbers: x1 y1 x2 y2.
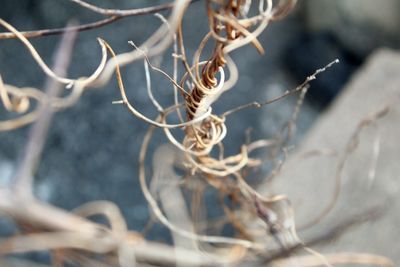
0 1 396 266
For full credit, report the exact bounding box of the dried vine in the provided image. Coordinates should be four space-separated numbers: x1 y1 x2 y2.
0 0 395 267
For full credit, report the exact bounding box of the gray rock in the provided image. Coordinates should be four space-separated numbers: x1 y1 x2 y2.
304 0 400 57
259 48 400 262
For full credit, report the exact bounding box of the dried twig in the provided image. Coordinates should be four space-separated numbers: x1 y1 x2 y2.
222 59 339 117
11 24 77 198
0 1 199 40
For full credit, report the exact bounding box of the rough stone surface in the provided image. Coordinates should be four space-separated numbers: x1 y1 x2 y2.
260 49 400 262
304 0 400 58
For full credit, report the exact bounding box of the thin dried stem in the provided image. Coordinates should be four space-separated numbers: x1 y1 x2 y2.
12 24 77 197
0 19 108 93
0 1 199 40
222 59 339 117
0 17 120 40
104 40 211 129
300 105 390 229
144 60 163 112
96 0 191 86
262 205 386 264
139 120 258 250
70 0 177 16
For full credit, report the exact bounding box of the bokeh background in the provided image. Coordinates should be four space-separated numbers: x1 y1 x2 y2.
1 0 400 259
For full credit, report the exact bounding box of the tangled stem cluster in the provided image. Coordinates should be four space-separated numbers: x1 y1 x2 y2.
0 0 395 266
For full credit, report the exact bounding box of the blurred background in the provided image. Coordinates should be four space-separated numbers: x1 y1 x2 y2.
1 0 400 260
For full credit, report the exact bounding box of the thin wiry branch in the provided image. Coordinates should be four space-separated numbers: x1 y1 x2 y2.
222 59 339 117
69 0 176 16
0 1 199 40
0 16 120 40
